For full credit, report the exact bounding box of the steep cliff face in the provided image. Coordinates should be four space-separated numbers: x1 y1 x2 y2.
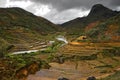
15 62 40 80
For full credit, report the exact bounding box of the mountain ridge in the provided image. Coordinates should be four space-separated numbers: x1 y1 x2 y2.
62 4 119 27
61 4 120 42
0 7 60 34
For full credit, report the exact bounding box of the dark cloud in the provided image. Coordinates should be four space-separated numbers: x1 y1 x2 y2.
10 0 117 11
9 0 120 11
28 0 103 11
44 8 89 23
4 0 120 23
26 0 119 11
110 0 120 6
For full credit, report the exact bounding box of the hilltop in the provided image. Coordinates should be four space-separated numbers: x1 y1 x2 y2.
0 7 59 33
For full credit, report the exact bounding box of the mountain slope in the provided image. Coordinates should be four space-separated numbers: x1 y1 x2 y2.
85 13 120 42
61 4 119 35
0 7 60 51
0 7 59 34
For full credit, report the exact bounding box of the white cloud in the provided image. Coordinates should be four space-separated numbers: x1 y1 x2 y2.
0 0 6 7
44 8 90 24
34 5 51 16
116 6 120 10
5 0 33 8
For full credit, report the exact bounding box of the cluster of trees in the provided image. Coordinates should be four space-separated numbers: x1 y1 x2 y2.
0 38 14 58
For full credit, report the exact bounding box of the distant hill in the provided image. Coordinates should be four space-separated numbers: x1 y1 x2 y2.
61 4 119 36
0 7 59 34
0 7 60 51
61 4 120 42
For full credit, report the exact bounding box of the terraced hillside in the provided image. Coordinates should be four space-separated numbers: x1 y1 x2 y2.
27 42 120 80
0 7 61 52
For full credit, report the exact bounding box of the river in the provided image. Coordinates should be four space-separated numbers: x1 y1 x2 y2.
14 36 78 80
12 35 68 55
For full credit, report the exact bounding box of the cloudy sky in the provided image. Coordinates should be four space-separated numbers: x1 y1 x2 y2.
0 0 120 24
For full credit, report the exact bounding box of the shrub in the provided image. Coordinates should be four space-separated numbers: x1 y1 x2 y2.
87 28 99 38
94 64 113 68
99 71 120 80
79 54 97 60
0 38 10 58
101 47 120 57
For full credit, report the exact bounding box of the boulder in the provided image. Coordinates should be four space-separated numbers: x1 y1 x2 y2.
87 76 96 80
58 77 69 80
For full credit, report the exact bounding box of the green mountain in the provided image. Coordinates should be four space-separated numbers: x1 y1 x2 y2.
0 7 59 33
61 4 120 41
61 4 119 36
0 7 60 51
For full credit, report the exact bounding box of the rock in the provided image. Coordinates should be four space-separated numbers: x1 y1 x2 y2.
87 76 96 80
58 77 69 80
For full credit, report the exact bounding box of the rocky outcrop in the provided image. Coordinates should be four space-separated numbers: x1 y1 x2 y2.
15 61 50 80
15 62 39 79
58 77 69 80
87 76 96 80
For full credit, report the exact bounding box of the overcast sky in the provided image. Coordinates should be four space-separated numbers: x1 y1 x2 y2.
0 0 120 24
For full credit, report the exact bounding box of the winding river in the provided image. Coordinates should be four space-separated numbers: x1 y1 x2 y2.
13 36 79 80
12 35 68 55
15 35 82 80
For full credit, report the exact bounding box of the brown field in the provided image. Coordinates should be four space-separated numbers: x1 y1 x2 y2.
28 42 120 80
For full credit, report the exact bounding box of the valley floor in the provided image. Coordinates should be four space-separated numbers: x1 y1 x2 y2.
27 42 120 80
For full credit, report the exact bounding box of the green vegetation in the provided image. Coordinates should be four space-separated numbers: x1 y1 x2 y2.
0 53 50 80
47 53 98 63
99 71 120 80
0 7 59 33
47 53 66 63
95 65 113 68
86 13 120 42
101 47 120 57
0 38 12 57
41 41 63 53
0 7 61 52
88 23 107 36
78 54 98 60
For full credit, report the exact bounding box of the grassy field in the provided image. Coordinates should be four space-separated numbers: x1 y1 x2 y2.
98 71 120 80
